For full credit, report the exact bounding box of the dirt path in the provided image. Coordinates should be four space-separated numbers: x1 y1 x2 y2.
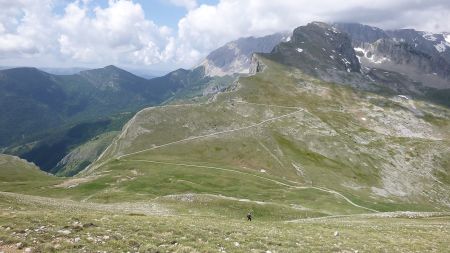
54 176 99 189
80 99 379 213
123 159 379 213
86 101 305 174
234 100 302 109
294 186 379 212
117 109 303 159
83 103 205 174
3 190 448 224
287 211 450 223
123 159 296 187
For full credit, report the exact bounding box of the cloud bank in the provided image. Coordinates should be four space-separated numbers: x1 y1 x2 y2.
0 0 449 70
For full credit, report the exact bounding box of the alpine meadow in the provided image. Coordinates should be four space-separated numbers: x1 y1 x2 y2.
0 1 450 252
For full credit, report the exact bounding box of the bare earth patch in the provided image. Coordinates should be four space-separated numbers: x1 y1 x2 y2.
54 176 99 189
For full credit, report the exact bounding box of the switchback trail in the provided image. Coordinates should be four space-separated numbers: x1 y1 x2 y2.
123 159 379 213
116 108 303 159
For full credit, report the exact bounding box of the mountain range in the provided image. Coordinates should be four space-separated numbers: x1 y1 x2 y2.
1 21 450 252
82 22 449 210
335 23 450 87
2 21 450 176
0 64 231 174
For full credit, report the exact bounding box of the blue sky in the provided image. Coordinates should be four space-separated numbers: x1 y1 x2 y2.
54 0 219 29
138 0 218 28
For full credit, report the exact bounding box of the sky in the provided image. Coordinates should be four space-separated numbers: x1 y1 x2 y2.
0 0 450 72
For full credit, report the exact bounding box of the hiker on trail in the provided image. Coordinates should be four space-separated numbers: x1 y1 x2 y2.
247 212 252 221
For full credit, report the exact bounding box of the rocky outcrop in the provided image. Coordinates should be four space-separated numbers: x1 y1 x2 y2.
266 22 361 76
199 32 289 76
249 54 267 74
335 23 450 89
333 23 388 45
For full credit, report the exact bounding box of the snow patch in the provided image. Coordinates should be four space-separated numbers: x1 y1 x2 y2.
445 34 450 44
371 55 390 64
296 48 303 53
422 32 437 41
393 37 405 43
355 47 390 64
434 40 449 53
341 58 351 66
397 95 409 100
354 47 366 55
366 74 375 82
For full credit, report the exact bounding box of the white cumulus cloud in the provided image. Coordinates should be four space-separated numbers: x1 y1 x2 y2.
168 0 198 10
175 0 450 67
55 0 174 65
0 0 449 70
0 0 55 57
0 0 175 67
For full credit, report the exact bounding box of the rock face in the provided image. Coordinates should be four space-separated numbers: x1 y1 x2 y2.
334 23 450 89
199 33 290 76
332 23 388 44
215 22 450 101
265 22 361 78
249 54 267 74
202 22 449 92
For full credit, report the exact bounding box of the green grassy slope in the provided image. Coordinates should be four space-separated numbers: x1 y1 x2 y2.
1 65 233 174
5 112 133 173
1 51 450 253
53 131 120 177
0 154 61 193
82 55 450 214
0 191 448 252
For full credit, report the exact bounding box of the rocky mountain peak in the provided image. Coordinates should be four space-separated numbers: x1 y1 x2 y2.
335 23 450 88
198 32 289 77
103 65 121 71
266 22 361 76
333 23 388 45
